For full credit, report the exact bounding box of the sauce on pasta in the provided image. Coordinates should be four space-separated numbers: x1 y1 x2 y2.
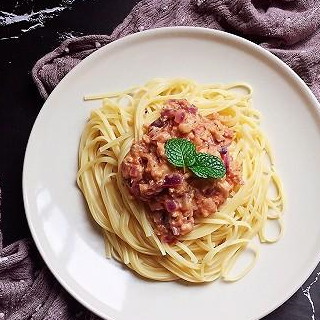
121 99 242 243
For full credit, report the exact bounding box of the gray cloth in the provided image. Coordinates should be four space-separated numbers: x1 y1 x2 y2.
32 0 320 99
2 0 320 319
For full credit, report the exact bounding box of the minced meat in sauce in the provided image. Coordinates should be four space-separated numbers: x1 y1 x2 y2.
121 99 242 243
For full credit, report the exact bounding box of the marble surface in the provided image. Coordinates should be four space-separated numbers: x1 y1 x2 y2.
0 1 319 319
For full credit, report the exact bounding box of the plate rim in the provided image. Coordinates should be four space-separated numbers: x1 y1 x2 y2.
23 26 320 320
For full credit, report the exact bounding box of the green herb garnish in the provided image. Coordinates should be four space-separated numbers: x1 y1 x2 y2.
190 152 226 179
165 138 196 168
164 138 226 179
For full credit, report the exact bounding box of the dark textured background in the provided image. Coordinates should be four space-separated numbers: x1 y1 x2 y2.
0 1 319 319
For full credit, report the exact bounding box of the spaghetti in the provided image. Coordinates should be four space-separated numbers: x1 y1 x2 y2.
77 78 284 282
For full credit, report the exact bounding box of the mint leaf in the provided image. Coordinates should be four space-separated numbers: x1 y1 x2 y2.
164 138 226 180
165 138 196 168
190 153 226 179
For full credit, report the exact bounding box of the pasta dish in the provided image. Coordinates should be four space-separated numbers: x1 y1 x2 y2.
77 78 284 282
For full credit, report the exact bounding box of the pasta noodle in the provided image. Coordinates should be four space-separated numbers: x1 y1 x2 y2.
77 78 285 282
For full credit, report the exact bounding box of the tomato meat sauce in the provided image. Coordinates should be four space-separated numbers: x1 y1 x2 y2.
121 99 242 243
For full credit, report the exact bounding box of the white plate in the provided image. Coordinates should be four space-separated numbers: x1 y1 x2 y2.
23 27 320 320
